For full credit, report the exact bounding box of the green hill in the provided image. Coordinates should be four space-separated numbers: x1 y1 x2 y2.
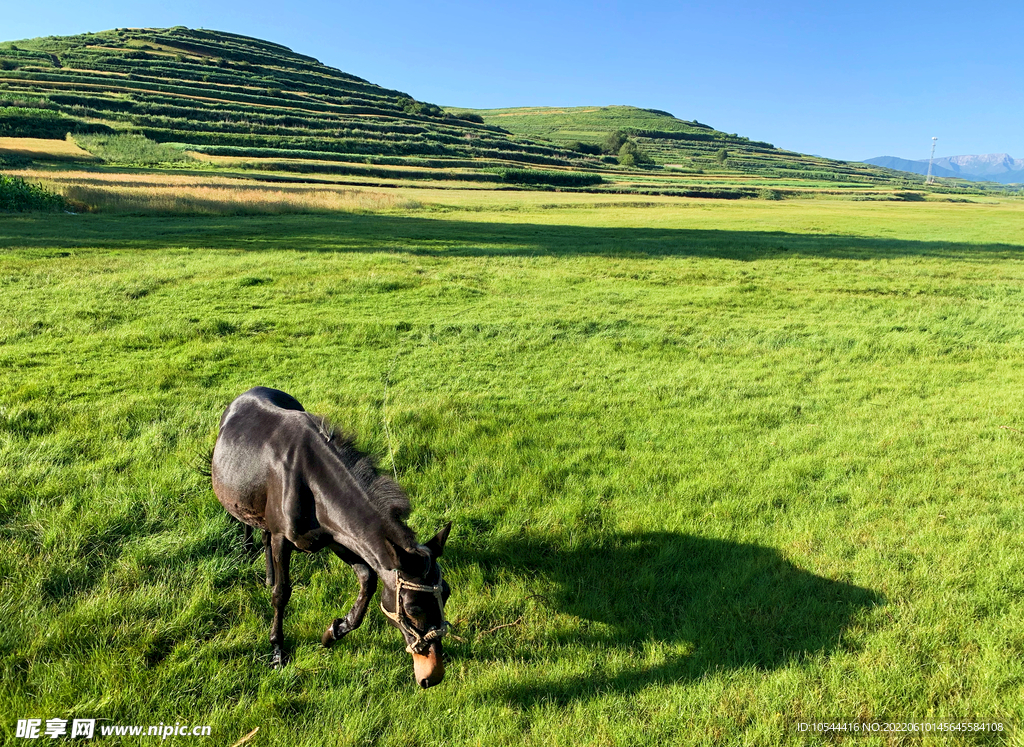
445 105 728 149
445 105 902 185
0 27 590 169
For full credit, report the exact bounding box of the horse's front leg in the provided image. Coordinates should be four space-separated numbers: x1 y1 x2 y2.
263 529 274 587
322 554 377 648
269 533 293 668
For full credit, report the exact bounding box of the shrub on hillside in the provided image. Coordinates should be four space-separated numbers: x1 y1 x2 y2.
454 112 484 124
0 174 65 212
567 141 602 156
399 98 444 118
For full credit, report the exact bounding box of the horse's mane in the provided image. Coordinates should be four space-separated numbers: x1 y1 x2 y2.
308 413 417 551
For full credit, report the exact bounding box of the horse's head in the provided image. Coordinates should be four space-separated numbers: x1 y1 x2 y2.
381 522 452 688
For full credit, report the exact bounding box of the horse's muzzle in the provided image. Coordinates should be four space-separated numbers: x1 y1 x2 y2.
412 644 445 688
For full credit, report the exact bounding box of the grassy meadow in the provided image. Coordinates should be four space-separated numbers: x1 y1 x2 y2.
2 193 1024 745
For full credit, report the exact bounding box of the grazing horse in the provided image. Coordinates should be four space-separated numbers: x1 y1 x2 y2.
210 387 452 687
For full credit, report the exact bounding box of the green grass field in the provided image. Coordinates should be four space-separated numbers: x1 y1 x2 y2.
2 195 1024 745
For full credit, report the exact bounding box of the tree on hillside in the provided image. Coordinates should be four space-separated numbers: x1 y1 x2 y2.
603 130 629 155
715 148 729 165
618 140 653 168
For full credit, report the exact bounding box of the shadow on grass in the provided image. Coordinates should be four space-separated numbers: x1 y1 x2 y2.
1 212 1021 261
453 531 882 705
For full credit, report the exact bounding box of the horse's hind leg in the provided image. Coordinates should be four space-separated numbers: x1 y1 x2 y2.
268 533 293 669
263 529 274 587
322 554 377 648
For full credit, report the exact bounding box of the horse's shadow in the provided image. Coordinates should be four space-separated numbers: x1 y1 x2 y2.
452 530 882 705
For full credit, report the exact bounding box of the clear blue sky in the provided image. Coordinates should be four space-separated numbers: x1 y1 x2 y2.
5 0 1021 161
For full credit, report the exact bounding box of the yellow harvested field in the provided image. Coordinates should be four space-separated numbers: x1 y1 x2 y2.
10 169 422 215
0 137 98 160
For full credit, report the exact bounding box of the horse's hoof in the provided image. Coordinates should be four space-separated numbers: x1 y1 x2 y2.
322 618 346 647
270 648 286 669
321 624 336 648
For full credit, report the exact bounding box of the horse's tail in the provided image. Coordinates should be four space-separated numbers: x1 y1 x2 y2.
194 445 214 479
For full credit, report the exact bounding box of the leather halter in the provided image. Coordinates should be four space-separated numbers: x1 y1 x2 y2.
380 568 448 655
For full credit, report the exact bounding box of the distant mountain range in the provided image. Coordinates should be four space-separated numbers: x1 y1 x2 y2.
863 154 1024 184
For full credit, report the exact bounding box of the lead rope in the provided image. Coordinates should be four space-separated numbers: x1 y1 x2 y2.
380 569 449 654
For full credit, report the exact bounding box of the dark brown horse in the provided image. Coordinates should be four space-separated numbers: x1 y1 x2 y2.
210 387 451 687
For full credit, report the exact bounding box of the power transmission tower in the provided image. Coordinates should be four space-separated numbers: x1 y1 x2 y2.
926 137 938 184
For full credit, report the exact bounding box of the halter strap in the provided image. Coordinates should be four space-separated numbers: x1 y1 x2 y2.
380 568 448 655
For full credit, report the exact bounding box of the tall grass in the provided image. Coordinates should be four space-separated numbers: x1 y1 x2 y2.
71 133 194 165
60 184 422 214
11 169 422 214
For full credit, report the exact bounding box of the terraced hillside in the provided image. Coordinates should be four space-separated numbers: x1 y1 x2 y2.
446 105 905 185
1 27 989 200
0 27 592 169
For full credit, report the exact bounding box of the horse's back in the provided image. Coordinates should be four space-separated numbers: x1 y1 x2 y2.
219 387 304 424
212 387 308 528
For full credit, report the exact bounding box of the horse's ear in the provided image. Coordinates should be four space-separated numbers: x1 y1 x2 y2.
424 521 452 558
384 538 431 573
